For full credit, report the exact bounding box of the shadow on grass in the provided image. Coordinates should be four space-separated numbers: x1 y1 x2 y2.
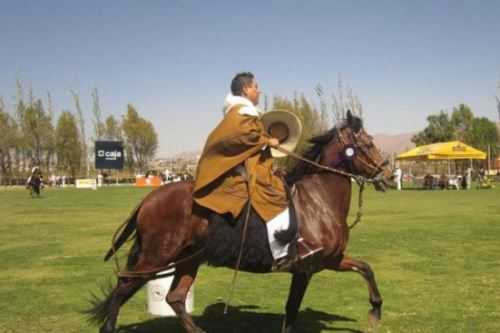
116 302 363 333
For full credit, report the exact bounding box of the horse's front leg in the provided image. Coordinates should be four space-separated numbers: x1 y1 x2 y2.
329 255 382 327
282 272 312 333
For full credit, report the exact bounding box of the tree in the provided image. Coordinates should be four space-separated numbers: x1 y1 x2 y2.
496 79 500 121
14 74 27 171
496 95 500 122
12 76 55 172
0 102 20 185
331 74 364 124
103 115 122 141
413 104 499 158
20 99 54 167
91 88 105 141
450 104 474 142
122 105 158 174
412 111 454 146
468 117 499 156
55 110 82 179
268 79 365 169
315 84 329 134
272 93 328 169
45 91 56 171
71 90 88 176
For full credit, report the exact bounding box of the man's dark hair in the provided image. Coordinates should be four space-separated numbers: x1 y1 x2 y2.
231 72 254 96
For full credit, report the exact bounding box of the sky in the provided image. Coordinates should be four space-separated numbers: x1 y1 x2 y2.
1 0 499 157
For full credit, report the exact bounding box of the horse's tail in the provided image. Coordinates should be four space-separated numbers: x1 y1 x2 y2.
85 281 116 327
104 203 142 261
86 204 144 327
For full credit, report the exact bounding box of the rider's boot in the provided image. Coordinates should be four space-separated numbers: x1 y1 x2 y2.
271 237 323 272
295 237 324 272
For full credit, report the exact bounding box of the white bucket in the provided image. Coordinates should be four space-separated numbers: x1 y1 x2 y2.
146 269 195 316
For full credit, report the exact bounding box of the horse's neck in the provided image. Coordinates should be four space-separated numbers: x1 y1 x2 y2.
294 173 352 220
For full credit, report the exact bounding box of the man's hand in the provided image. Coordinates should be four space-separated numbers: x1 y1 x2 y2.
268 138 280 148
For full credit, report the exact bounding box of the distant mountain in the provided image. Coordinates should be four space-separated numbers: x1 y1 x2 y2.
165 132 417 160
172 150 201 160
372 132 417 154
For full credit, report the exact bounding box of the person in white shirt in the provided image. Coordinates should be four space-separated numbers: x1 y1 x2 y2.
394 165 402 190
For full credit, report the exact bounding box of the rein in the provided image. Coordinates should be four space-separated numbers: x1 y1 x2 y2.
115 252 206 279
115 248 206 279
276 146 373 184
275 146 369 230
110 216 206 278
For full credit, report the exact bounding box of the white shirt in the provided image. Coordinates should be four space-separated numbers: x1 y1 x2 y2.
222 94 263 117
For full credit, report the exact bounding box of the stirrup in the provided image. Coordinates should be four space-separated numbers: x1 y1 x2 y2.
296 237 324 272
271 255 298 272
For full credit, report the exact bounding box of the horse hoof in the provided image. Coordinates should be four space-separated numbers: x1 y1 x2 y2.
193 326 205 333
368 309 380 328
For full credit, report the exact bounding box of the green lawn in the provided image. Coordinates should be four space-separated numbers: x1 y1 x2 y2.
0 184 499 333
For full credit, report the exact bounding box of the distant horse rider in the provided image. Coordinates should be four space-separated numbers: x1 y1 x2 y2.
27 166 43 197
28 166 42 183
193 72 322 271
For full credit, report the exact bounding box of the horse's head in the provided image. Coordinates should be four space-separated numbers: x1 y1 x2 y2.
287 110 395 191
321 111 394 191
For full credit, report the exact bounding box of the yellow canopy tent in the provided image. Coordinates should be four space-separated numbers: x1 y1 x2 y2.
396 141 486 160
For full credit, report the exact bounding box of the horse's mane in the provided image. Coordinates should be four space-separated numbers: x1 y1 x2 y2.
285 114 363 185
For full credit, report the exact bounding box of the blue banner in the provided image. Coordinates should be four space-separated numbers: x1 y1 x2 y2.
95 141 124 169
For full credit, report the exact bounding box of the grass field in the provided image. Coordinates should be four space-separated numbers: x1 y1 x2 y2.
0 183 499 333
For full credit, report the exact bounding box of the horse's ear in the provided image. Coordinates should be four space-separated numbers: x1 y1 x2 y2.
346 109 353 125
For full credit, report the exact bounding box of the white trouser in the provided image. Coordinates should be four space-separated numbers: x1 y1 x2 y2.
266 208 290 260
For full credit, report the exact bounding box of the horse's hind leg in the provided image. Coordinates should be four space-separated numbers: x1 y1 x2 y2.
94 249 173 332
329 255 382 327
166 256 204 333
282 272 312 333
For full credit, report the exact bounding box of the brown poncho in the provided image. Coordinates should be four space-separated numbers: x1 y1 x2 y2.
193 105 287 222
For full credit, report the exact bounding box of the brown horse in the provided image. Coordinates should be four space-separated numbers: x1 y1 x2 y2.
26 174 43 197
88 111 394 333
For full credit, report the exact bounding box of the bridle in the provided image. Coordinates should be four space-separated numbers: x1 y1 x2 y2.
276 125 388 185
274 125 389 230
333 125 389 181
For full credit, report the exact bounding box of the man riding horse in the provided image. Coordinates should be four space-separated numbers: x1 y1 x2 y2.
193 72 322 271
27 166 43 197
88 76 395 332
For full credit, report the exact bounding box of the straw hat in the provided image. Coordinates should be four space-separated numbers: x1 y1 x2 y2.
261 109 302 158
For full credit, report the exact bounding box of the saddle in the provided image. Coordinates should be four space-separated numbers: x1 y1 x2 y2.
205 206 273 273
205 184 324 273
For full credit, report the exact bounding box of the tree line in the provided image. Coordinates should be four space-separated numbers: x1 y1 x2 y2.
267 79 499 169
412 103 499 156
267 77 364 170
0 76 158 185
1 75 498 185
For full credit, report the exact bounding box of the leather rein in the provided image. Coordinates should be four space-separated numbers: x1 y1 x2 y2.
276 126 387 185
275 125 388 229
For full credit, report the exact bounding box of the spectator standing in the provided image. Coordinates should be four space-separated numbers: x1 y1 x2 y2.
394 165 403 190
477 166 486 188
465 167 472 190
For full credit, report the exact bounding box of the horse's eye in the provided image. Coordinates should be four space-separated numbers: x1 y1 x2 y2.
360 135 373 147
